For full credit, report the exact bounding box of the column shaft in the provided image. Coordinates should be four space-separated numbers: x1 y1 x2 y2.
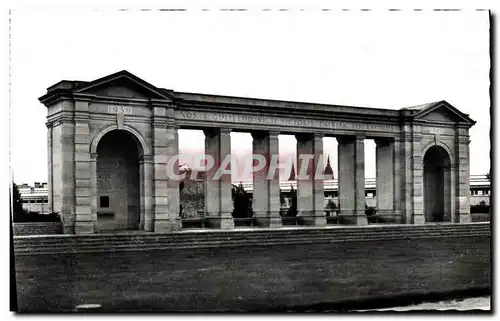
204 128 234 229
296 133 326 226
252 131 282 227
337 136 367 225
375 138 398 223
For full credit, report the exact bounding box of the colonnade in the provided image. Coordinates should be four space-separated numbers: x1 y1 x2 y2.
152 128 402 231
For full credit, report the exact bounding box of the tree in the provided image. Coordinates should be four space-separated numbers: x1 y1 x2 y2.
286 186 298 217
279 188 287 208
11 183 25 221
232 183 252 218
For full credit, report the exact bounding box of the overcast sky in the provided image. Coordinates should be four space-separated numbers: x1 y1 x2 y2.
10 9 490 184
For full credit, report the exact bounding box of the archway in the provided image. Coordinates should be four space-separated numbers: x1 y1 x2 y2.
96 130 141 231
423 145 452 222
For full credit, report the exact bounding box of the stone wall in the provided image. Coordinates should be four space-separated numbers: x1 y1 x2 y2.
13 222 62 236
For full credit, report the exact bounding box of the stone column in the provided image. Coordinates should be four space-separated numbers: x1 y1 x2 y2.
337 135 367 225
204 128 235 229
375 138 398 223
252 131 282 227
455 130 472 223
73 99 94 234
296 133 326 226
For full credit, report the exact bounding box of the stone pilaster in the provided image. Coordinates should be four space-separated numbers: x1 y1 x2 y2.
296 133 326 226
375 138 398 223
90 153 98 232
337 135 367 225
204 128 235 229
392 137 404 223
46 122 54 214
455 129 472 223
49 101 76 234
73 99 94 234
165 124 182 230
400 127 412 224
411 125 425 224
152 104 172 232
252 131 282 228
142 156 155 231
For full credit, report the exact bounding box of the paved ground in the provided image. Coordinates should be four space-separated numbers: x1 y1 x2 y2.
14 235 491 312
359 296 491 311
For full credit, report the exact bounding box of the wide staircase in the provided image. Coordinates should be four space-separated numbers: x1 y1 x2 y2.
13 223 490 256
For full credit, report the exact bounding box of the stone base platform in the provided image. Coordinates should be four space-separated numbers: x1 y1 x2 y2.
13 222 490 312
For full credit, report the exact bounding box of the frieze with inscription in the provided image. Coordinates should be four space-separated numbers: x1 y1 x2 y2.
176 110 399 133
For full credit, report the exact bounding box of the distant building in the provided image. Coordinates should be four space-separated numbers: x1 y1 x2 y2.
18 174 490 216
18 182 49 214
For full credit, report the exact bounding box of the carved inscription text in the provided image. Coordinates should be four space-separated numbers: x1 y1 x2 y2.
176 110 398 133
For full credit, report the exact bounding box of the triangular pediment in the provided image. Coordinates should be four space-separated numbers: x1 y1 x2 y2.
74 70 172 101
412 101 475 126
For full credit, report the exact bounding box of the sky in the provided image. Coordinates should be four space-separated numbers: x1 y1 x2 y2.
9 9 490 184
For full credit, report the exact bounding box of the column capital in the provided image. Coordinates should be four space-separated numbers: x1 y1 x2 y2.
313 133 324 139
252 130 280 139
336 135 355 144
204 127 232 137
269 130 280 137
355 134 365 141
295 132 317 142
374 137 393 146
220 128 232 136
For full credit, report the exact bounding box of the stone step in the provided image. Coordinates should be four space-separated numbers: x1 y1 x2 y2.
14 229 490 251
14 233 489 256
13 227 491 251
13 223 489 243
14 229 490 255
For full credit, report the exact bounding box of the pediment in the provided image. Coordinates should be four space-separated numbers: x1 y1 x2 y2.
420 106 464 123
413 101 475 126
74 70 172 101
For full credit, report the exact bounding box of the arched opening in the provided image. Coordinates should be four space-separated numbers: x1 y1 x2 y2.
423 146 452 223
96 130 142 231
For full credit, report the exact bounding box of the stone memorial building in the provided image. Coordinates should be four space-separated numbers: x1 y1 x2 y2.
39 71 475 234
